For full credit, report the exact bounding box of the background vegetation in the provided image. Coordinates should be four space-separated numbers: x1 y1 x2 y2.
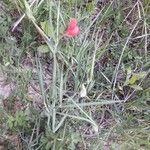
0 0 150 149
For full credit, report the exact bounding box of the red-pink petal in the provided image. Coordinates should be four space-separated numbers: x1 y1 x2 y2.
64 18 79 37
67 18 78 30
64 26 79 37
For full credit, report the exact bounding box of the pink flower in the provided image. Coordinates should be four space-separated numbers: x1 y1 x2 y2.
64 18 79 37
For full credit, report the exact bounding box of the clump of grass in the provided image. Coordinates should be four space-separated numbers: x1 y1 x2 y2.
0 0 150 149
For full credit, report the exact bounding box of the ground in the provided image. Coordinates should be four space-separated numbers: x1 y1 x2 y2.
0 0 150 149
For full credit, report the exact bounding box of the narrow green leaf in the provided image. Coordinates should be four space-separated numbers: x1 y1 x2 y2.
40 21 51 36
24 0 35 21
129 85 143 91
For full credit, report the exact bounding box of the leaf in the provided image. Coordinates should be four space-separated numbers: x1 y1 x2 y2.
127 72 147 85
86 2 94 13
24 0 35 21
124 66 132 85
4 62 10 66
127 74 138 85
129 85 143 91
135 71 147 78
45 142 52 150
40 21 52 36
37 45 50 53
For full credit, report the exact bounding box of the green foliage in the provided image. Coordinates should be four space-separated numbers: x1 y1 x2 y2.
0 7 11 36
6 111 29 131
86 2 95 13
40 21 52 37
40 129 81 150
37 44 50 53
0 0 150 149
127 72 147 85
